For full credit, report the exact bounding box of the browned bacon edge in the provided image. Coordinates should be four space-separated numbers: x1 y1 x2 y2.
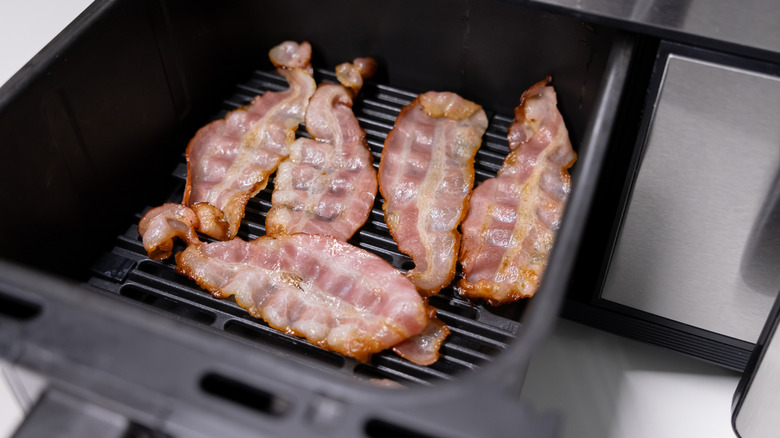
457 77 576 305
379 92 487 297
507 76 554 151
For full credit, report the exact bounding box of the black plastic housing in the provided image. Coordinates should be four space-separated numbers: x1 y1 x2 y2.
0 0 618 276
0 0 633 436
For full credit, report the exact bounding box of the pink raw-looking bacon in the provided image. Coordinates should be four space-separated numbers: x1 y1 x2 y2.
458 77 576 305
182 41 317 240
266 58 378 241
175 234 429 362
379 92 488 296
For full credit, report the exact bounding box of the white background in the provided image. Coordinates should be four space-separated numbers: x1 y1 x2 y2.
0 1 742 437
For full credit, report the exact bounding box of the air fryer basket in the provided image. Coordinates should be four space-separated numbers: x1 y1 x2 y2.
0 0 633 436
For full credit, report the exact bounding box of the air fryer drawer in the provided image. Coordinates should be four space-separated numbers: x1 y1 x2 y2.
0 0 634 436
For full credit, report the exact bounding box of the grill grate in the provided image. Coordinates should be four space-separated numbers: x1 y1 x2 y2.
87 68 529 385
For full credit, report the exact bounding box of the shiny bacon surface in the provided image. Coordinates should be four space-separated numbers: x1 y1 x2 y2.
458 78 576 305
183 41 316 240
175 234 429 361
379 92 488 295
266 59 378 241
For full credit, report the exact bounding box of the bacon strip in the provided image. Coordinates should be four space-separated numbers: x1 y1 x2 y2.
266 58 378 241
175 234 430 362
335 57 377 95
183 41 317 240
458 77 576 305
137 203 201 261
392 308 449 366
379 92 488 295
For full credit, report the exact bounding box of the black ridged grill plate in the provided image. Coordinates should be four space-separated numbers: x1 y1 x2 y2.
87 68 530 386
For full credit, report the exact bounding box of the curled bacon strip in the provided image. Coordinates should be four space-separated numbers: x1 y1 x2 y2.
175 234 431 362
269 40 314 73
458 77 576 304
266 58 378 241
137 203 201 261
183 41 317 240
335 57 378 95
379 92 488 295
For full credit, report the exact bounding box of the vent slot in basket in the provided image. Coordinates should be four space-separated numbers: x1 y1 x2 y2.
0 292 42 321
365 418 441 438
200 372 291 417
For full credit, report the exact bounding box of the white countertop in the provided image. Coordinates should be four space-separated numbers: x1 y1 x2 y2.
0 1 742 437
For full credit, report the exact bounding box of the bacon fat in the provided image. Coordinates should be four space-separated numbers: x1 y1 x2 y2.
379 92 488 296
458 77 576 304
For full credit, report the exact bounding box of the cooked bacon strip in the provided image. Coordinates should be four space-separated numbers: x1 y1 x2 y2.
269 40 314 73
137 203 201 261
175 234 430 362
392 308 449 366
458 77 576 305
183 41 316 240
379 92 488 295
335 57 377 95
266 58 378 241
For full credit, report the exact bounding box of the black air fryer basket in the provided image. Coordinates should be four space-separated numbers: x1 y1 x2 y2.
0 0 634 436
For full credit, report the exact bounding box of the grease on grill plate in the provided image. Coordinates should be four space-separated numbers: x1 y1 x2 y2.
87 68 529 386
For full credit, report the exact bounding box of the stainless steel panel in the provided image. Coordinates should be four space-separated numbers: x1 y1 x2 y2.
735 325 780 437
531 0 780 57
601 54 780 343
